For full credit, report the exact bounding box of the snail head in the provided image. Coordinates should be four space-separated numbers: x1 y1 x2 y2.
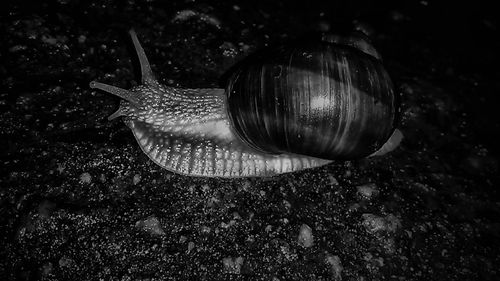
89 29 159 120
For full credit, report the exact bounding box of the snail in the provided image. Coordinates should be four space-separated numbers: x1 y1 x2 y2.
90 30 402 177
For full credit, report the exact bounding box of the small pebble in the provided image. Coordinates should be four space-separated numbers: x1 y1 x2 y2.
239 180 251 192
232 212 241 219
9 45 27 52
297 224 314 248
78 35 86 44
344 169 352 177
41 262 53 276
42 35 58 45
187 242 195 253
361 214 387 233
201 184 210 193
172 10 221 28
384 214 402 233
220 41 238 58
328 174 339 186
58 256 74 268
361 213 401 234
282 200 291 210
325 254 343 280
222 257 244 274
200 226 211 234
79 172 92 184
133 174 141 185
56 163 65 173
135 216 165 236
179 236 187 243
356 183 379 200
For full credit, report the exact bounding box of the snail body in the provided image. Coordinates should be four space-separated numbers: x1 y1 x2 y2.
90 30 400 177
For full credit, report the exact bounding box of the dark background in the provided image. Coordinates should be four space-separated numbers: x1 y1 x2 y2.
2 0 499 155
1 0 499 280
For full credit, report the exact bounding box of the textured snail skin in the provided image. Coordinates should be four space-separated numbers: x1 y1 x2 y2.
90 30 331 177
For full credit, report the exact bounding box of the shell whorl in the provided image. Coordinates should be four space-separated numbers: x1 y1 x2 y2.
226 41 396 160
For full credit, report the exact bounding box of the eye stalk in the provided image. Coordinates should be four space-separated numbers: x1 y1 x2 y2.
128 29 156 85
89 81 140 107
89 29 156 120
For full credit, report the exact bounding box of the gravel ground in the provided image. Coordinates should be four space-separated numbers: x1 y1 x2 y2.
1 0 499 280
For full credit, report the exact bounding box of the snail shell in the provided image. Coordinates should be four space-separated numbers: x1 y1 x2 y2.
89 30 400 177
226 40 395 159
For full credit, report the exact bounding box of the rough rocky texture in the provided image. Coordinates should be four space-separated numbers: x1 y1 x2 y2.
1 0 499 280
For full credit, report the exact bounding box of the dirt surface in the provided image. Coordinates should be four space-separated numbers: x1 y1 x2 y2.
1 0 499 280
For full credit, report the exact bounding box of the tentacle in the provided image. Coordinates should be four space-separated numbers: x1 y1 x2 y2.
107 108 125 120
129 29 156 85
89 81 140 108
